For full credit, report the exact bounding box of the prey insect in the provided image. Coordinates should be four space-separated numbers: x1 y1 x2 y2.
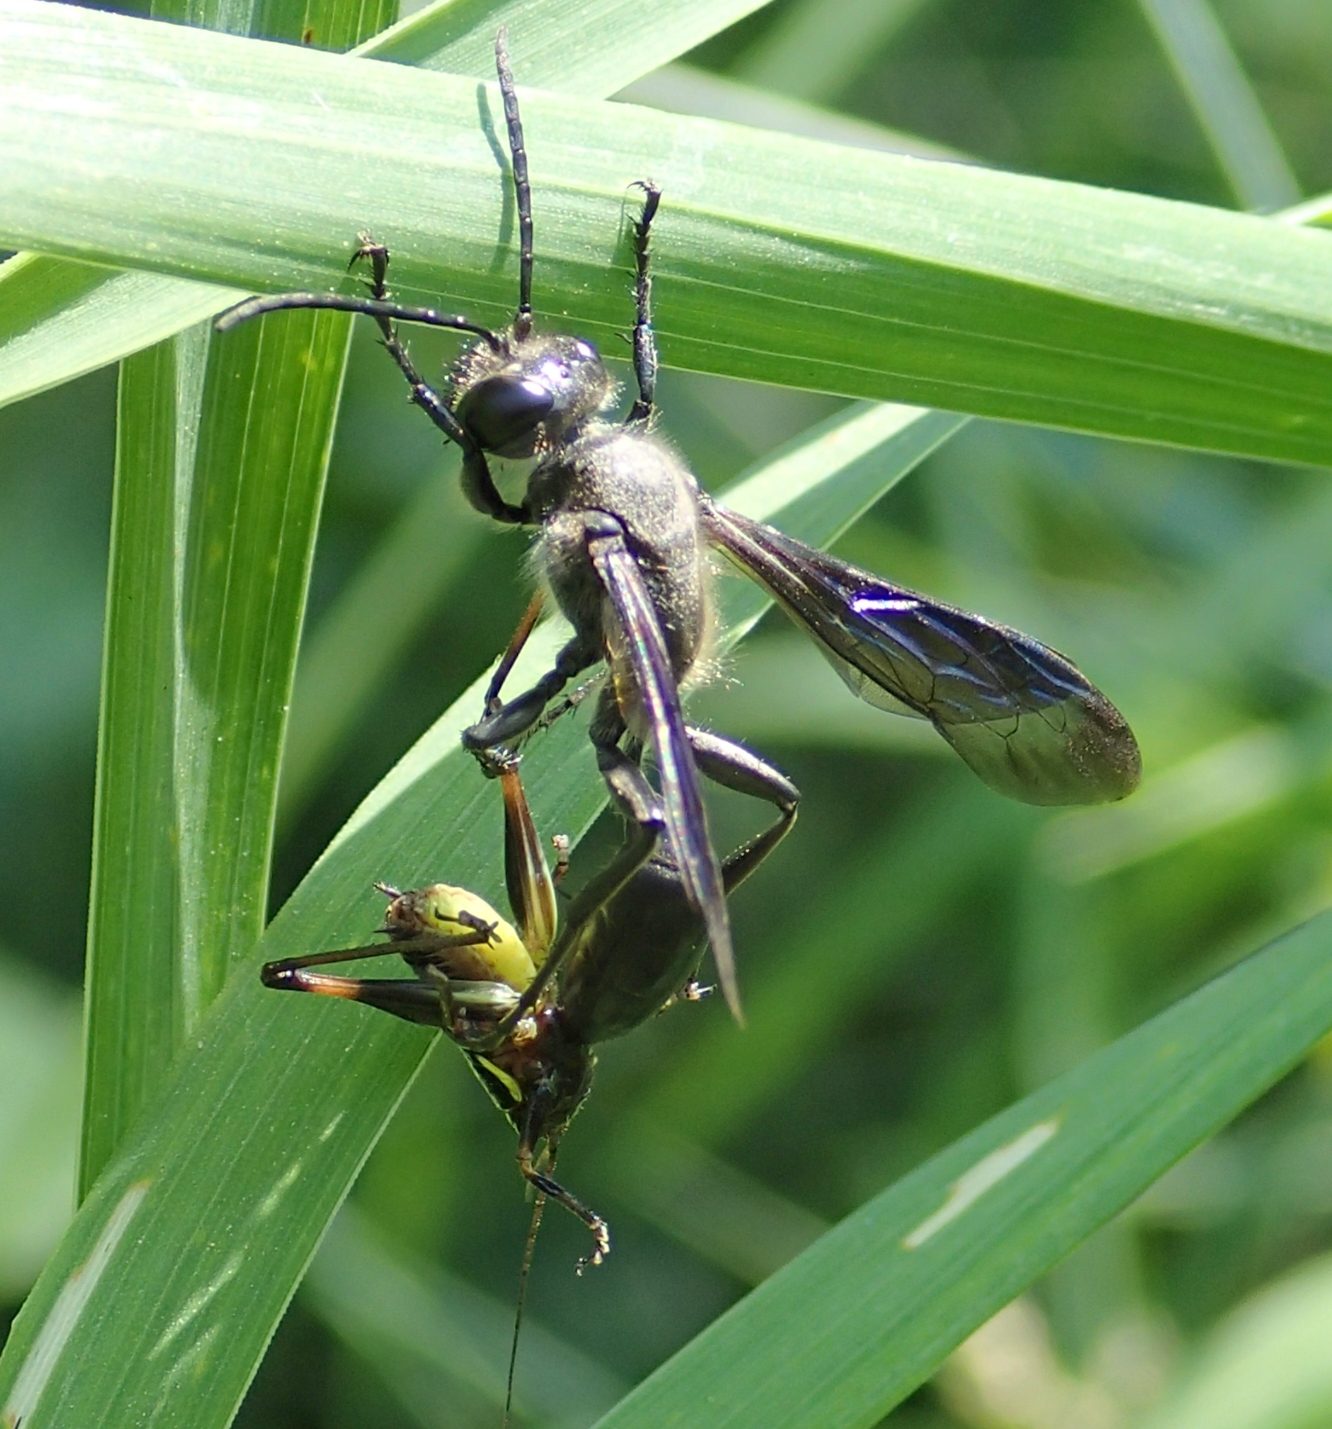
219 30 1140 1019
260 756 794 1267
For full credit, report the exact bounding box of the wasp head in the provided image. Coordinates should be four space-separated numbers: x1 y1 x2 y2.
454 332 615 458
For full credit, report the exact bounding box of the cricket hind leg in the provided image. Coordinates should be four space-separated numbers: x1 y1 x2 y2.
260 926 507 1029
262 966 445 1027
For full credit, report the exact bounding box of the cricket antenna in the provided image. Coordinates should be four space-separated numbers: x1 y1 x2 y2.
494 27 535 340
503 1192 547 1427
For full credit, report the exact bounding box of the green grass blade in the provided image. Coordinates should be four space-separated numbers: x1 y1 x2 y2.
3 3 1332 463
368 0 776 85
1135 1250 1332 1429
1138 0 1302 210
275 463 482 825
0 254 227 407
78 0 393 1191
732 0 928 96
0 0 777 408
600 908 1332 1428
82 312 354 1189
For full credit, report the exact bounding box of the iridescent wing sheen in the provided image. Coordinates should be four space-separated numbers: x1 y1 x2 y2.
703 502 1140 806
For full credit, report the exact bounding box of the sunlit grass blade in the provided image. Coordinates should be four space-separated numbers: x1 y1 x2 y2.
4 2 1332 463
81 311 356 1189
0 0 779 408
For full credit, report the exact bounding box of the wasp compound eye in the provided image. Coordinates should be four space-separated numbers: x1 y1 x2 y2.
456 374 555 458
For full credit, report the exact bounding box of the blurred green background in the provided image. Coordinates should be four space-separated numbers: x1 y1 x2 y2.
2 1 1331 1426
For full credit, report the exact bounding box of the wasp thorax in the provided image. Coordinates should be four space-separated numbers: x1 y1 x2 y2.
454 332 615 458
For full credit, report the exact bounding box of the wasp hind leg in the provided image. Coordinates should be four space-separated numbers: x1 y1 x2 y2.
687 726 801 890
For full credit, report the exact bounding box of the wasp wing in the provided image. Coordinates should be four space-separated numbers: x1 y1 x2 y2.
704 502 1140 806
586 530 740 1018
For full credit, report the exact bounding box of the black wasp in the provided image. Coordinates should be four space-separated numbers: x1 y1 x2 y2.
219 30 1140 1019
261 756 793 1267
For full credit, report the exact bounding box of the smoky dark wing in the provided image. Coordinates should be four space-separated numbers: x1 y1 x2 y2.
704 502 1140 806
586 531 740 1016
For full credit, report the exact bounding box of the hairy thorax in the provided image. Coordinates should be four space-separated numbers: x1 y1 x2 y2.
527 425 713 690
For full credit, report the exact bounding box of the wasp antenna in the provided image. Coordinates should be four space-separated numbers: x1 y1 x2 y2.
494 27 534 338
626 179 662 423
